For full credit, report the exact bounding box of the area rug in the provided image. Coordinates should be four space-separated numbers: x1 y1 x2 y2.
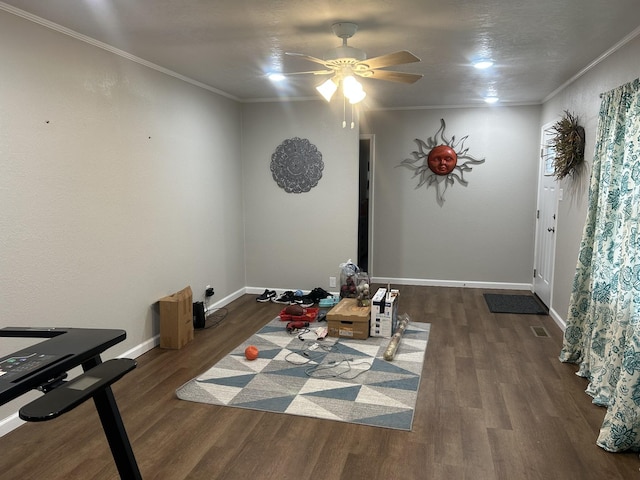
484 293 548 315
176 317 431 430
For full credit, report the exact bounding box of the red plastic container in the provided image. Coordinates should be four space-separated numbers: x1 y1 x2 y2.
279 307 319 322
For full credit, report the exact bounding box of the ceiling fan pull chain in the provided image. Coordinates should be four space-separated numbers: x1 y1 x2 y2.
351 103 355 129
342 95 347 128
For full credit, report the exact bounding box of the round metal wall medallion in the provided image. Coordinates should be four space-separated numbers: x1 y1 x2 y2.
270 137 323 193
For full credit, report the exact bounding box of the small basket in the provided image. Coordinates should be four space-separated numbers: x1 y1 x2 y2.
318 296 340 308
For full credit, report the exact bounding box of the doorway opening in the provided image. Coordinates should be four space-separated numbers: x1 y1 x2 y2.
358 135 374 273
533 122 559 308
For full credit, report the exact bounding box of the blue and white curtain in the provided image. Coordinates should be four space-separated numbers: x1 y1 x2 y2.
560 78 640 452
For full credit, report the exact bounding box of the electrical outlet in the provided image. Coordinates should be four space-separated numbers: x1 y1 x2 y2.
329 276 336 288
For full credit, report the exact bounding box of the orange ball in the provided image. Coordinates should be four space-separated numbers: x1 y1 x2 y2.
245 345 259 361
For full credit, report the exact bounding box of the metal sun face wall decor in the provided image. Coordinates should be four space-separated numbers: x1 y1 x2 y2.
399 119 485 205
271 137 324 193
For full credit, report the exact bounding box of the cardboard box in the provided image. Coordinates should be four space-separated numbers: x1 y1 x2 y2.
159 286 194 349
370 288 399 338
326 298 370 340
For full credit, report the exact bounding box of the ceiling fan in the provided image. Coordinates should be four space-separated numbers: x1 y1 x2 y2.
284 22 423 104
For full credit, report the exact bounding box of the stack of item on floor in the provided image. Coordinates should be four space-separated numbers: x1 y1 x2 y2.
256 287 339 308
256 287 339 337
325 297 371 339
257 285 400 342
326 287 399 339
278 304 325 337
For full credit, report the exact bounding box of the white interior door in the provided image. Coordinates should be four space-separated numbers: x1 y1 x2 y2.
533 124 559 307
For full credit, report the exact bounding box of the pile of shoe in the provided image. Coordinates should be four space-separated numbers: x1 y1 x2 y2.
271 287 331 307
305 287 332 304
272 290 296 305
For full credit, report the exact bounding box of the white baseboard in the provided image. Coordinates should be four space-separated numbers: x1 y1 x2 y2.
371 276 532 291
205 287 246 314
549 307 567 332
0 413 24 438
118 335 160 359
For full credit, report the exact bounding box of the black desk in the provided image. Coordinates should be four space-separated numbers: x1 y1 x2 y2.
0 327 142 479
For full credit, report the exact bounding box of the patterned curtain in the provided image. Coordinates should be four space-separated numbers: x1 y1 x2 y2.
560 78 640 452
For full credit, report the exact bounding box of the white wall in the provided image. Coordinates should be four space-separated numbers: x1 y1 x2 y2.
362 106 541 286
541 33 640 322
241 101 360 291
0 11 245 421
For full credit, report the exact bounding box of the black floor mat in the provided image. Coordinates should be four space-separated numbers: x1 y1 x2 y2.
483 294 548 315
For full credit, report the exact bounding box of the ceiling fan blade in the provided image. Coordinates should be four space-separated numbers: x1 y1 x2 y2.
285 52 329 66
359 51 421 70
366 70 423 84
281 70 334 76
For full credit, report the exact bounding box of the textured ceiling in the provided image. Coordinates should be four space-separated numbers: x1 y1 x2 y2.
2 0 640 109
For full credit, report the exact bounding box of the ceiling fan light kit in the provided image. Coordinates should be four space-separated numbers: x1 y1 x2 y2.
316 77 338 101
316 74 365 104
344 76 366 104
284 21 423 123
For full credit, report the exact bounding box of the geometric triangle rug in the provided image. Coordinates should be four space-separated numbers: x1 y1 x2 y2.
176 317 431 431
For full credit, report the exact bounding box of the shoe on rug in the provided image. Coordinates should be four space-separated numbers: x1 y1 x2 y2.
308 287 331 302
293 296 315 308
256 289 276 302
272 291 295 304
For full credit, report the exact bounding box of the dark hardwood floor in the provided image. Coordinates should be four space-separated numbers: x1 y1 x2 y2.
1 286 639 479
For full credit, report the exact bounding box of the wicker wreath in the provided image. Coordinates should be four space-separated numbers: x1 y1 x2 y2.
551 111 585 180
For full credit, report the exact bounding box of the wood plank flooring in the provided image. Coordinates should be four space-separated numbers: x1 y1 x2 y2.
1 286 639 479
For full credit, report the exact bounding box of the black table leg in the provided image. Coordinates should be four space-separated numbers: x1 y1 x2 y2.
92 386 142 479
83 357 142 480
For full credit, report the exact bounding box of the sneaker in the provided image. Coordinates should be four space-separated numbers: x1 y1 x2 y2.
293 296 315 308
256 289 276 303
272 291 295 304
308 287 331 302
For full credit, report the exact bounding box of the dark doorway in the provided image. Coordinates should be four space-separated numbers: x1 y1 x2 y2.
357 137 371 272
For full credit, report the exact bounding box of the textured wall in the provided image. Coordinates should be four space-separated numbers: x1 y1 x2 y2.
0 13 245 371
361 106 541 285
241 101 360 291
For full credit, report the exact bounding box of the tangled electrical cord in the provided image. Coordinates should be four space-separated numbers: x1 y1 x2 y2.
297 328 310 340
202 307 228 329
285 339 373 379
200 290 229 329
